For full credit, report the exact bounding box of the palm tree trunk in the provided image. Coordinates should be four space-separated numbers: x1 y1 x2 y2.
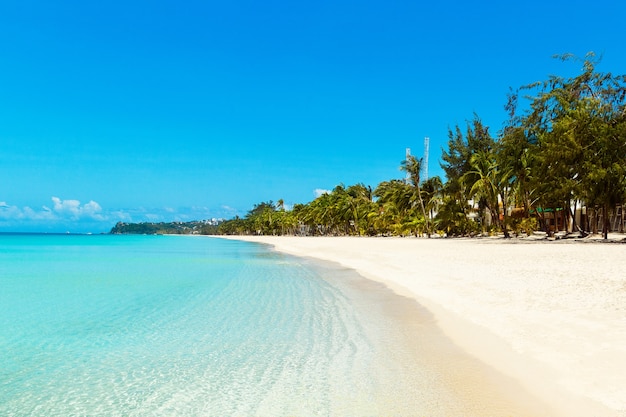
416 184 430 237
569 200 578 233
603 205 609 239
500 191 510 238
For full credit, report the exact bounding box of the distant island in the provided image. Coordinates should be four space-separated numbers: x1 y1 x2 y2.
110 220 222 235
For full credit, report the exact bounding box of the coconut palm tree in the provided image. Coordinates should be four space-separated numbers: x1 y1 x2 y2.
400 155 430 237
421 176 443 226
462 150 504 235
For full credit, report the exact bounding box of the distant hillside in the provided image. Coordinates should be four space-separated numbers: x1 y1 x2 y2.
110 220 222 235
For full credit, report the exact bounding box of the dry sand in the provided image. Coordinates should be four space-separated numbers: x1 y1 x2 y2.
221 235 626 417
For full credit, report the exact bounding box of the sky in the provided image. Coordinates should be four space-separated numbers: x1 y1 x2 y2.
1 0 625 232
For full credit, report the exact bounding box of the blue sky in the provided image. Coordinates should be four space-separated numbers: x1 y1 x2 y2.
1 0 625 232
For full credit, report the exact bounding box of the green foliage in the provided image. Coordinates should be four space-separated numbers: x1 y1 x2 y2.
434 197 476 236
515 53 626 238
519 217 539 236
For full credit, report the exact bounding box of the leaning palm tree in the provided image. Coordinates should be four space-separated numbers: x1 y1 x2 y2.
400 155 430 237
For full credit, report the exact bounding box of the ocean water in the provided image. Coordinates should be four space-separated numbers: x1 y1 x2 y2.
0 234 437 417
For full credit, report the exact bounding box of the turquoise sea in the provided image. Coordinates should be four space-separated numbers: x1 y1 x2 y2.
0 234 446 417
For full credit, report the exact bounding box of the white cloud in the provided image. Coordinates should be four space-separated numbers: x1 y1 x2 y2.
83 200 104 220
23 205 56 221
49 197 105 220
0 197 108 228
314 188 331 198
0 202 25 220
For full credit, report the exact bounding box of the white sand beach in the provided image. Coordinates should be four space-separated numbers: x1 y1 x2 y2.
222 235 626 417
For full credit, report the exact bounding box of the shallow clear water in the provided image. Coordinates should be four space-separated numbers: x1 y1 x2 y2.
0 234 429 416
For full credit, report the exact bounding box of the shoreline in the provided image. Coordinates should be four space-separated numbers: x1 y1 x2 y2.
219 235 626 417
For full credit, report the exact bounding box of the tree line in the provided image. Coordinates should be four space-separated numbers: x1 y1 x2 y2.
217 54 626 239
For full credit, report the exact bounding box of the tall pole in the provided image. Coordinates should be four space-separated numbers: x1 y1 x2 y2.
423 137 429 182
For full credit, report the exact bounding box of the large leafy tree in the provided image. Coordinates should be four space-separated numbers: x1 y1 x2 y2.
513 53 626 238
440 115 497 235
441 115 495 197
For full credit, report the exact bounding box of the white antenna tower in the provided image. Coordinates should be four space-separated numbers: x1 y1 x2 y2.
423 137 430 181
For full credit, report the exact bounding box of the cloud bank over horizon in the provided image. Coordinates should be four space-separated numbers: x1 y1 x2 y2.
0 197 234 233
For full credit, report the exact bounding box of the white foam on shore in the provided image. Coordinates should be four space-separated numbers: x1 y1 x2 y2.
220 235 626 417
